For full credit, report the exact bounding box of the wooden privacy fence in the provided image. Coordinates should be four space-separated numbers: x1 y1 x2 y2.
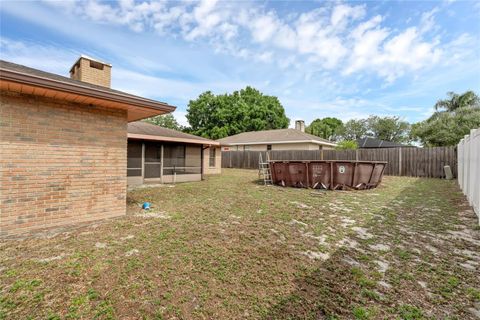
221 146 457 178
458 128 479 222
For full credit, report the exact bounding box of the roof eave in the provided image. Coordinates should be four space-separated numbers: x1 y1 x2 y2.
0 68 176 115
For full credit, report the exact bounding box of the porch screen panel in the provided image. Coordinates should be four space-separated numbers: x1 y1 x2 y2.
184 145 202 174
144 142 162 178
144 164 161 178
127 141 142 177
163 144 187 175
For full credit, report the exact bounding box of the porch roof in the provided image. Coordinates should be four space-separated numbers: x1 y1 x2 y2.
128 121 220 146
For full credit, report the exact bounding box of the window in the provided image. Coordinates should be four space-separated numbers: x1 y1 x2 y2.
267 144 272 151
209 147 216 167
244 145 250 151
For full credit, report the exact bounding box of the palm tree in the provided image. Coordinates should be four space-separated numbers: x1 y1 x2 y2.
434 91 480 112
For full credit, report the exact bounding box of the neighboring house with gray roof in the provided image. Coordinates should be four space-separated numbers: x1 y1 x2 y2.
127 121 221 186
218 120 337 151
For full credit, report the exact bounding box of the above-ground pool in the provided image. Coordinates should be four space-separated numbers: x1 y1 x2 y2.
270 160 387 190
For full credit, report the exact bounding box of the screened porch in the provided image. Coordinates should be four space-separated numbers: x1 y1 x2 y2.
127 140 204 185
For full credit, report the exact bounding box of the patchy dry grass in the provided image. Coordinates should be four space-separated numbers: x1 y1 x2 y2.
1 169 479 319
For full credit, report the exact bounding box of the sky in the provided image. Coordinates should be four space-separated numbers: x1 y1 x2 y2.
1 0 479 127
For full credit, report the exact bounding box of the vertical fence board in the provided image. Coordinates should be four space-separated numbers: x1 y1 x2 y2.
458 129 479 223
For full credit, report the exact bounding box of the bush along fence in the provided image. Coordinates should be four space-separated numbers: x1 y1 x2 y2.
221 146 457 178
458 128 479 222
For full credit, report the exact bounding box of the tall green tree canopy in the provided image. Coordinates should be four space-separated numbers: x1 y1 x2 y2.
306 117 343 141
367 116 410 143
411 91 480 146
337 116 410 143
337 119 369 140
144 114 183 131
186 86 289 139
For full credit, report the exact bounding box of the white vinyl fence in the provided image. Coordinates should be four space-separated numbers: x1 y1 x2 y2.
458 128 480 223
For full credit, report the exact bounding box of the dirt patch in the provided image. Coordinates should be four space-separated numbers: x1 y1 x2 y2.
125 249 140 257
134 211 171 219
369 243 390 251
95 242 107 249
301 250 330 261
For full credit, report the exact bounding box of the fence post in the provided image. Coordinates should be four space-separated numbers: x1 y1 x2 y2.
398 148 402 176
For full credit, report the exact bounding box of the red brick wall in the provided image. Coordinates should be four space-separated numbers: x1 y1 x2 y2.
0 91 127 237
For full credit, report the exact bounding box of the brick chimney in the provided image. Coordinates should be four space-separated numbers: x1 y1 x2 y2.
69 55 112 88
295 120 305 132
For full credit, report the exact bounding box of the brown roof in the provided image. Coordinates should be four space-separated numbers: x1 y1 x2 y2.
0 60 175 121
128 121 219 146
217 128 336 146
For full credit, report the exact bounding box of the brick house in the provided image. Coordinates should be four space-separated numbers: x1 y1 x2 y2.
0 56 217 237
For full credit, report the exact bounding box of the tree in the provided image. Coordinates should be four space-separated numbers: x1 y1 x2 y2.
144 114 183 131
337 116 410 143
434 91 480 112
186 87 290 139
367 116 410 143
411 91 480 146
306 117 343 141
335 140 358 150
337 119 368 140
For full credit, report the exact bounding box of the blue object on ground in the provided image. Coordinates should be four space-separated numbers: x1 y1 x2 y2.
142 202 151 210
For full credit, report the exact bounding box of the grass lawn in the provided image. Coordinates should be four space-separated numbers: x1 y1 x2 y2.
1 169 479 319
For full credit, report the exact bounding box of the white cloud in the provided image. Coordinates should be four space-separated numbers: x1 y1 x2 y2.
420 7 439 33
330 4 366 29
250 13 280 43
5 0 477 86
344 14 443 83
255 51 274 63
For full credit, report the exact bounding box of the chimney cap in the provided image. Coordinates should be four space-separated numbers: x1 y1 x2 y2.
69 55 112 74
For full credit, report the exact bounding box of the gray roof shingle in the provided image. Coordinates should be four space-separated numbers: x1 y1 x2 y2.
216 128 336 146
128 121 216 143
